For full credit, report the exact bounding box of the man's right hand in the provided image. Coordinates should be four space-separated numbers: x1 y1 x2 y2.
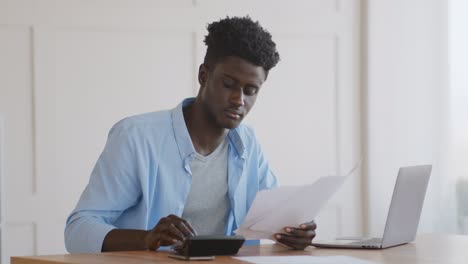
101 214 196 252
144 214 197 250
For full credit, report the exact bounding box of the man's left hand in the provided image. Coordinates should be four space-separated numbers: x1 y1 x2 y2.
274 220 317 250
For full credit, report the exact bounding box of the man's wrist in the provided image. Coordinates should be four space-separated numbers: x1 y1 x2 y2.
141 230 151 250
102 229 153 252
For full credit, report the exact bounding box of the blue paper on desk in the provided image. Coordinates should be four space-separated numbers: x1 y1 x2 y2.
235 162 360 240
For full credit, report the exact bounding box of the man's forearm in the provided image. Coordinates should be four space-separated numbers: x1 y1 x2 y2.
102 229 149 252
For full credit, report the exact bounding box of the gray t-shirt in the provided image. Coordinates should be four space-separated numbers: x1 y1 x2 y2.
182 139 230 235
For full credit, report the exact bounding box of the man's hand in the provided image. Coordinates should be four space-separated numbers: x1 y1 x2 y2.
101 215 196 252
274 221 317 250
144 214 197 250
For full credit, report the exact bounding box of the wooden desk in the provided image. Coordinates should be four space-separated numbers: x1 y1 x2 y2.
11 233 468 264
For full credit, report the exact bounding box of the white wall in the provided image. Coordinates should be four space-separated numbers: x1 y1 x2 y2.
364 0 447 235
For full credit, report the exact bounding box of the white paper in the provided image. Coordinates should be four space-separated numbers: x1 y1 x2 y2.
236 161 361 239
234 256 376 264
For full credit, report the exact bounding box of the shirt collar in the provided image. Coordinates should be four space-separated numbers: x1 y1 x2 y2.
227 128 246 159
171 98 196 160
171 98 246 160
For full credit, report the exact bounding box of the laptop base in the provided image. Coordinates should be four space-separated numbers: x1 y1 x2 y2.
312 237 383 249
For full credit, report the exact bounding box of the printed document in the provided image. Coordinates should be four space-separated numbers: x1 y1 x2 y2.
236 161 360 239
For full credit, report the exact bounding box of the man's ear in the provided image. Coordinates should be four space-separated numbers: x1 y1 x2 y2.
198 64 208 88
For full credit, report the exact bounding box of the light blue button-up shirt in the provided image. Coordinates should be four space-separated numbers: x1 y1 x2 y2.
64 98 278 253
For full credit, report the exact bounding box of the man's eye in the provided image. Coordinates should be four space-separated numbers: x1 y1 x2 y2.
244 87 258 95
223 81 233 88
222 78 235 88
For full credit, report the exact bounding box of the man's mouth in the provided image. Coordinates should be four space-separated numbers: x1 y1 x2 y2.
225 110 242 120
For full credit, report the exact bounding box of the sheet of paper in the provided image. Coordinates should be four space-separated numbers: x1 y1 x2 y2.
236 176 346 238
234 256 376 264
240 186 299 228
249 176 346 234
236 160 361 239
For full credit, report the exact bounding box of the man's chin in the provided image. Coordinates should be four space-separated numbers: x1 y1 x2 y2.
224 123 240 130
222 120 242 130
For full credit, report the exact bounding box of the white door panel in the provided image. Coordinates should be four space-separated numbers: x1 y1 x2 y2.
246 35 337 184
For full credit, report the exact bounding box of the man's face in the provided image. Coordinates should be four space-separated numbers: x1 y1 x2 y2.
198 56 267 129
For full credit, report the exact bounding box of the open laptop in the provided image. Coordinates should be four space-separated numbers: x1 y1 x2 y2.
311 165 432 249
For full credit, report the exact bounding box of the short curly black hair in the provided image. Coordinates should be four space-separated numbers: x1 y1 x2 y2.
203 16 280 74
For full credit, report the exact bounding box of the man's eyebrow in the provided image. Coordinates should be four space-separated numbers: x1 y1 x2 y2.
222 73 260 89
222 74 236 81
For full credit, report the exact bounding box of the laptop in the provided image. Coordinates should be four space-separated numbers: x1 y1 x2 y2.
311 165 432 249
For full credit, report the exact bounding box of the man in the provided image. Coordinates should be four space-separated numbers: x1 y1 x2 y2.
65 16 316 253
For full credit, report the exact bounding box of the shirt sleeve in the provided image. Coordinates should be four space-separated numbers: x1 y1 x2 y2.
255 134 279 190
64 122 142 253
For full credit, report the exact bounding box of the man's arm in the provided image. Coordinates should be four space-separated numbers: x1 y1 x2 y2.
65 122 142 253
102 229 148 251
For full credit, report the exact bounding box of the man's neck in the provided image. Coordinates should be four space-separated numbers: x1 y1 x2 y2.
183 100 228 156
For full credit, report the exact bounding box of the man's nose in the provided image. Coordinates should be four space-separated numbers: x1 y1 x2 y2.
230 88 245 107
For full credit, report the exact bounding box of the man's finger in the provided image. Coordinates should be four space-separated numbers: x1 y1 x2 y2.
168 223 186 241
277 233 313 245
146 236 160 251
147 241 160 251
284 227 316 238
181 219 197 236
158 233 179 246
298 221 317 230
275 234 311 250
176 221 196 237
166 215 197 236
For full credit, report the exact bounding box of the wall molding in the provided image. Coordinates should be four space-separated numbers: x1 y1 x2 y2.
0 116 5 263
30 26 38 194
